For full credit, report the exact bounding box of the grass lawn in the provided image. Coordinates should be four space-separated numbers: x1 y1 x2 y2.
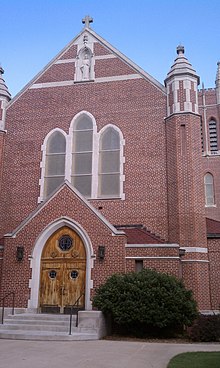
167 352 220 368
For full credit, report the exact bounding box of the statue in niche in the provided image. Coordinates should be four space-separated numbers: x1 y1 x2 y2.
80 53 90 80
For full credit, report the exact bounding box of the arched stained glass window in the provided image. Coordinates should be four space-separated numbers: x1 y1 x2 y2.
44 131 66 197
99 127 120 197
71 115 93 197
204 173 215 206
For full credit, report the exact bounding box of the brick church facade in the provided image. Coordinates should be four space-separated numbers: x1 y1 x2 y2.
1 17 220 313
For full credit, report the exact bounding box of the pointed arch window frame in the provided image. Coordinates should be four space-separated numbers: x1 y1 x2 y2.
69 111 97 198
204 172 215 207
39 112 125 202
98 124 125 199
38 128 67 202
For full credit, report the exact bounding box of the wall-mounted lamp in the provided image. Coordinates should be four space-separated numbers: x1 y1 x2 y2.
98 245 105 260
179 248 186 258
16 246 24 262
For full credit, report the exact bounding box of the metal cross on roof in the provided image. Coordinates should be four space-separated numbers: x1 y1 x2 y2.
82 15 93 28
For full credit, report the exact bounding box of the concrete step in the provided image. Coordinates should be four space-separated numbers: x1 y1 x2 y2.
6 313 75 321
0 329 98 341
0 312 98 340
0 323 76 333
3 318 72 326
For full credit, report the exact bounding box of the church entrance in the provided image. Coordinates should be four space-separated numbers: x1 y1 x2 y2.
39 226 86 313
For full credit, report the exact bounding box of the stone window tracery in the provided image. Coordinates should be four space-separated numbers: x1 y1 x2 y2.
44 131 66 197
204 173 215 206
39 113 124 201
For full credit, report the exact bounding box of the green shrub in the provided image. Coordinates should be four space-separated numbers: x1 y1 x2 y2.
93 269 198 337
189 314 220 342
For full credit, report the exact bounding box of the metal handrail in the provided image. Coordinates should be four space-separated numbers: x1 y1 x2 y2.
69 293 85 335
0 291 15 324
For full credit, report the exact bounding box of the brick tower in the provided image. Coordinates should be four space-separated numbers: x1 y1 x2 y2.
164 46 211 309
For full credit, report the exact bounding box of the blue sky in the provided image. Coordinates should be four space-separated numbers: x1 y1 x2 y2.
1 0 220 97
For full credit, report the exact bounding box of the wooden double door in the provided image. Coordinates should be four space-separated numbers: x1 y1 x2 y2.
39 227 86 313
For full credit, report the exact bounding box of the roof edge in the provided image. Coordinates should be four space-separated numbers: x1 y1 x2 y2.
87 28 166 93
4 180 125 238
6 30 84 108
7 26 166 108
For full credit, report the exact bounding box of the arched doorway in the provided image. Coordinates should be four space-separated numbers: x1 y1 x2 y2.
39 226 86 313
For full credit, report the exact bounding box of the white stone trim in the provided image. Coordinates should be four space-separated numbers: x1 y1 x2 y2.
55 54 117 65
69 111 98 198
38 128 67 203
30 81 74 89
28 217 94 310
95 74 142 83
180 247 208 253
75 43 95 82
194 81 199 113
95 54 117 60
181 259 209 263
98 124 125 199
126 256 179 260
199 103 219 108
0 98 8 130
171 79 180 113
126 244 179 248
35 112 125 202
29 74 142 89
55 59 76 64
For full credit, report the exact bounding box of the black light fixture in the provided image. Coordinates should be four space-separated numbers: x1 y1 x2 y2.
98 245 105 260
16 246 24 262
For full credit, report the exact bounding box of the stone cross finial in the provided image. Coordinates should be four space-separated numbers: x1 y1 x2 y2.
82 15 93 28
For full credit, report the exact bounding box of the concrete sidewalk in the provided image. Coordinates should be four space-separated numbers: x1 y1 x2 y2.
0 339 220 368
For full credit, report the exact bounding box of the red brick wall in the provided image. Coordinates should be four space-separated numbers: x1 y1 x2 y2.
125 245 180 277
166 113 207 247
1 185 126 307
59 44 77 60
94 58 134 78
208 238 220 309
182 261 211 310
199 89 220 221
126 258 179 277
0 49 168 241
37 63 75 83
94 43 112 56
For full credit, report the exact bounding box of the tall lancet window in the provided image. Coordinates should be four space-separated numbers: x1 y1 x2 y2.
209 119 218 152
71 115 93 197
99 127 120 197
44 131 66 197
204 173 215 206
